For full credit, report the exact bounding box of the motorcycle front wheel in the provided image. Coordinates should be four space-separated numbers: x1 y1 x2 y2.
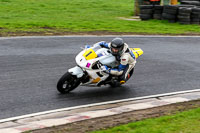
57 72 80 94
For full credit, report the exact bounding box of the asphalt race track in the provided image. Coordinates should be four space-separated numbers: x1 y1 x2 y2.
0 36 200 120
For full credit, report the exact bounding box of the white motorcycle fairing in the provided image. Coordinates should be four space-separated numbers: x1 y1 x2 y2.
74 47 117 85
56 45 143 93
68 66 84 78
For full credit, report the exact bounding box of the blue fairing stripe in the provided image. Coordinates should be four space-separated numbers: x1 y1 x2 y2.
97 53 103 57
129 50 136 60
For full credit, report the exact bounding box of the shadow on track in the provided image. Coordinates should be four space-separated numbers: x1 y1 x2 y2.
56 85 137 102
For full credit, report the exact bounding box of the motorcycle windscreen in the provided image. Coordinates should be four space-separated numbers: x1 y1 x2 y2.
83 48 97 60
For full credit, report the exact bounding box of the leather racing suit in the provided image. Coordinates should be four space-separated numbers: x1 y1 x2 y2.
94 41 136 83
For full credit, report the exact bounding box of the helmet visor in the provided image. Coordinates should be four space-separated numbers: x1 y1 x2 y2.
111 47 119 53
111 47 123 56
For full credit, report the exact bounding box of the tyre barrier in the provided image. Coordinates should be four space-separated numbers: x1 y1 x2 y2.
153 5 163 20
162 5 178 23
177 7 192 24
181 0 200 6
140 5 154 20
191 7 200 24
139 4 200 25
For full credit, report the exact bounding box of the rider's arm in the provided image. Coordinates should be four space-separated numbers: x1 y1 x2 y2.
93 41 110 48
109 64 127 76
109 53 135 76
109 54 129 76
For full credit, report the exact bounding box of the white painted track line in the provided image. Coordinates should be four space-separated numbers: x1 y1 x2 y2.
1 89 200 123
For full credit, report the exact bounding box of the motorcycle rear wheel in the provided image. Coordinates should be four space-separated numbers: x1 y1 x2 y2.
57 72 80 94
109 81 121 87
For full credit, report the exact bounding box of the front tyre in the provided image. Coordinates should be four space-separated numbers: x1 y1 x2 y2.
57 72 80 94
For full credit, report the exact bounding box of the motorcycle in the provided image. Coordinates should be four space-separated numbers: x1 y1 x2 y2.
57 44 143 94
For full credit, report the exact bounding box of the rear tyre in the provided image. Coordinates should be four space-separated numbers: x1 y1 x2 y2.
57 72 80 94
109 81 121 87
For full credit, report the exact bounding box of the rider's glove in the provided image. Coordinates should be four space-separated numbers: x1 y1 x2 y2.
101 65 111 74
85 45 91 49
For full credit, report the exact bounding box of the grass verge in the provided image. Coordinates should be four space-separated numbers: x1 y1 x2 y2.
91 107 200 133
0 0 200 36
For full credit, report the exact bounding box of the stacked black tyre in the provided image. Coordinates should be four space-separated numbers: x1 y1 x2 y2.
177 7 192 24
191 7 200 24
139 4 200 25
181 0 200 6
153 5 163 20
139 5 154 20
162 5 178 23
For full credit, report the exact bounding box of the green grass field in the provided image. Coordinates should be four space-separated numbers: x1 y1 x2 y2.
0 0 200 35
91 107 200 133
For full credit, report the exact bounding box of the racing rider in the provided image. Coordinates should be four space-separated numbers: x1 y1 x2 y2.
93 38 136 84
